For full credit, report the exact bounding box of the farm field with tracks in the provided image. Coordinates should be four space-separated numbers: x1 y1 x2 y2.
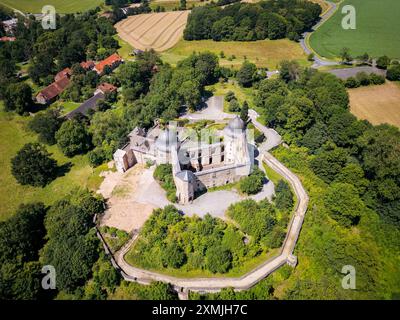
349 81 400 127
115 11 190 52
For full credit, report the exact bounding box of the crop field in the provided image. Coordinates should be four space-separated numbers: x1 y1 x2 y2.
309 0 400 59
161 39 310 70
115 11 190 52
0 0 103 13
348 81 400 127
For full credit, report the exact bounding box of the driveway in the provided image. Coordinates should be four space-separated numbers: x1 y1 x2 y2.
182 96 234 121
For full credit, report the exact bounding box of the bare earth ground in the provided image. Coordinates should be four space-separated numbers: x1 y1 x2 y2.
349 81 400 127
98 164 156 233
115 11 189 52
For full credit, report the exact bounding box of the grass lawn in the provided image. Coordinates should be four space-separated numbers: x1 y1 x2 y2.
150 0 209 11
161 39 310 70
206 81 255 113
0 105 107 221
0 0 103 13
115 35 134 61
309 0 400 59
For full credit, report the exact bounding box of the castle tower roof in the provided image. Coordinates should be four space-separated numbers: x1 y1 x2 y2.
175 170 195 182
155 129 179 152
227 116 245 131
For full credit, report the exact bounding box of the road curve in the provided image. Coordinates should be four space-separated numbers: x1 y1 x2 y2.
300 0 340 67
97 117 309 293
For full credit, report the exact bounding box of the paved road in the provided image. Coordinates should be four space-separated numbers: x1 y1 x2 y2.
102 117 309 293
300 0 339 67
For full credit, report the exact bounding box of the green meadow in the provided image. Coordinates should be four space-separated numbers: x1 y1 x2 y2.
0 0 103 13
310 0 400 59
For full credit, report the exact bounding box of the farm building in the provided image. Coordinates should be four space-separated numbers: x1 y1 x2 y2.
36 76 70 105
65 83 117 119
0 36 16 42
94 53 123 75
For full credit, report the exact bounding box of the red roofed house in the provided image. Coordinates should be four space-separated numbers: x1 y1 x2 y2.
94 53 123 75
95 82 117 95
0 36 16 42
55 68 72 82
80 61 95 71
36 76 70 105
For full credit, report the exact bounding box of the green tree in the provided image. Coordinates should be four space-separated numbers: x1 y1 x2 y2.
206 245 232 273
11 143 58 187
4 82 33 114
324 183 365 227
28 109 63 145
56 119 92 157
279 60 301 83
161 242 186 268
274 180 294 211
340 47 352 64
376 55 391 69
236 61 257 87
240 101 249 124
386 64 400 81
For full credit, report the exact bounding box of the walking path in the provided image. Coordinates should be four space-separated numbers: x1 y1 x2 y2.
100 116 309 293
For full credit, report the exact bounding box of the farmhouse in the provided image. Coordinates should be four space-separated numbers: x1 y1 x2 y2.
36 75 70 105
114 116 254 204
55 68 72 82
94 53 123 75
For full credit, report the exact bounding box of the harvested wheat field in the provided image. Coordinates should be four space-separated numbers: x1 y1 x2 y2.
115 11 190 52
349 82 400 127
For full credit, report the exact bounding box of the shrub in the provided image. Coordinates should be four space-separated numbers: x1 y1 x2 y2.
386 64 400 81
344 77 360 88
154 164 177 202
228 99 241 112
376 55 391 69
225 91 236 102
88 147 106 167
274 180 294 211
239 167 265 195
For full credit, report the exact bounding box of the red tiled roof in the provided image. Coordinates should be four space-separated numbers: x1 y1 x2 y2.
55 68 72 81
0 36 16 42
97 82 117 94
37 76 70 102
94 53 122 74
80 61 95 70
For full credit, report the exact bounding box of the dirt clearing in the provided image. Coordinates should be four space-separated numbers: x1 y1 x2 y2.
98 165 156 233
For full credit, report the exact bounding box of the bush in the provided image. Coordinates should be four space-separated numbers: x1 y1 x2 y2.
369 73 385 85
225 91 236 102
376 55 391 69
228 99 241 112
386 64 400 81
355 72 370 86
11 143 58 187
344 77 360 88
154 164 177 202
88 147 106 167
239 167 265 195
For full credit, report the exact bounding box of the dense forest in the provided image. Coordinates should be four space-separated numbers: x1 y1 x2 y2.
184 0 322 42
126 187 293 275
